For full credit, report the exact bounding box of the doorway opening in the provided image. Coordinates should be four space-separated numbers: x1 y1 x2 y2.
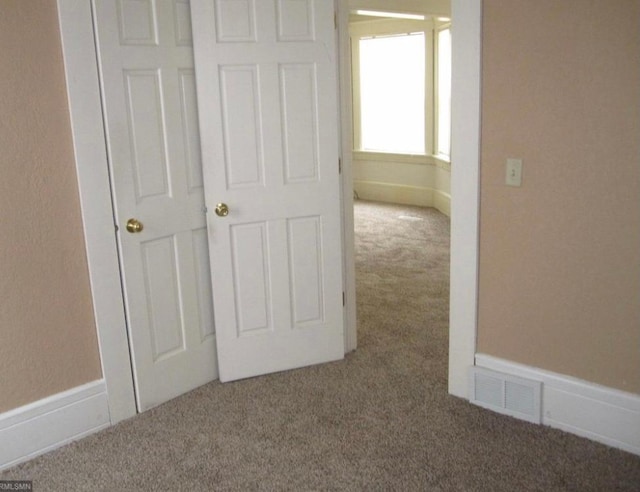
349 10 451 159
346 7 453 351
348 8 451 208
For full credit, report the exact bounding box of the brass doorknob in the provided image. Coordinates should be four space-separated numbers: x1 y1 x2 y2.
215 203 229 217
126 218 144 233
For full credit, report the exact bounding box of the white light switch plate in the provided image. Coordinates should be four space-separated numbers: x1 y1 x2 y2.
506 158 523 187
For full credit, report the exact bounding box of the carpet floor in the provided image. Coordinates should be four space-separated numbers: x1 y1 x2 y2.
2 201 640 491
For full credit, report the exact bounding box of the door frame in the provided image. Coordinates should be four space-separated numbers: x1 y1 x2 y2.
338 0 480 399
447 0 481 398
57 1 136 422
57 0 480 423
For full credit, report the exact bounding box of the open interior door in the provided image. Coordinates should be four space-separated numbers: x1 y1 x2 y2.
93 0 218 410
191 0 345 382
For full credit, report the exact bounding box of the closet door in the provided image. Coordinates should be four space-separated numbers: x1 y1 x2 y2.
94 0 217 411
192 0 345 382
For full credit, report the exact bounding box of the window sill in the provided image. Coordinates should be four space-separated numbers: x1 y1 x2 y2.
353 150 428 164
432 154 451 170
353 150 451 170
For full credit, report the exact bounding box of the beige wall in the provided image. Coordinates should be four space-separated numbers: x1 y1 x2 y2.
0 1 102 413
478 0 640 394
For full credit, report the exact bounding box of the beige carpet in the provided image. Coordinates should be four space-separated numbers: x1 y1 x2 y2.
2 201 639 491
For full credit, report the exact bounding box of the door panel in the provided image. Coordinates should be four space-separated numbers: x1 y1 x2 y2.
94 0 217 411
288 216 324 326
178 70 205 191
280 63 319 182
123 70 170 200
192 0 344 382
175 0 194 45
218 66 265 188
192 228 216 341
276 0 315 41
140 236 184 361
230 222 272 335
214 0 257 43
117 0 157 45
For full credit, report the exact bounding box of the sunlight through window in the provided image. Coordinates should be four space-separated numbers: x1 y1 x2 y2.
359 33 425 154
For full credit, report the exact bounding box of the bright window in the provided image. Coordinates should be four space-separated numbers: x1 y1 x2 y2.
351 18 451 160
359 33 425 154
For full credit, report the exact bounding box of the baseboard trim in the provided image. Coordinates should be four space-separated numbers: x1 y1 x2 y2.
475 354 640 456
0 380 110 471
354 180 451 217
433 190 451 217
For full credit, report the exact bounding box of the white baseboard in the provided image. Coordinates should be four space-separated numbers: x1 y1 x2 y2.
433 190 451 217
354 180 451 217
0 380 111 471
475 354 640 456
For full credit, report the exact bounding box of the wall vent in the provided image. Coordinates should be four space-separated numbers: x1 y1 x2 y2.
469 367 542 424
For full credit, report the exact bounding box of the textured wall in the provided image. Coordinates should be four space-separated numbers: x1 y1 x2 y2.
478 0 640 393
0 1 102 413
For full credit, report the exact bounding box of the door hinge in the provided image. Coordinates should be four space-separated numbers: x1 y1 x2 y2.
334 11 338 29
342 291 345 306
338 157 342 174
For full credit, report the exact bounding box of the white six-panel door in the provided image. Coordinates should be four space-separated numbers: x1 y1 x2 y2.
93 0 218 411
192 0 345 382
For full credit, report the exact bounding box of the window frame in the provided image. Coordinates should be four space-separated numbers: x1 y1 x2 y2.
350 17 451 162
434 19 452 160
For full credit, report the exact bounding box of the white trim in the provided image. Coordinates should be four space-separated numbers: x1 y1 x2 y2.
433 189 451 217
349 17 431 37
338 1 358 353
448 0 482 399
432 154 451 170
476 354 640 456
0 381 110 471
434 21 452 159
57 0 137 423
353 150 430 165
353 181 450 216
353 150 450 169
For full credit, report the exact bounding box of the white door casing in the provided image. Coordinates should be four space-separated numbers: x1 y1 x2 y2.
93 0 218 411
448 0 481 398
192 0 346 382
